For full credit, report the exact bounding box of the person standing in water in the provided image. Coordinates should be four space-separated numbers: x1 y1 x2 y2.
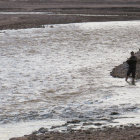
125 51 137 85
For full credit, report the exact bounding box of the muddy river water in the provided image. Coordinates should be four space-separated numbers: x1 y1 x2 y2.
0 21 140 139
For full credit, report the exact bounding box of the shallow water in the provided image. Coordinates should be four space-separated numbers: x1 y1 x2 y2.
0 21 140 139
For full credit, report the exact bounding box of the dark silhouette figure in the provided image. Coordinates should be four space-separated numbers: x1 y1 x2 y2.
125 51 137 85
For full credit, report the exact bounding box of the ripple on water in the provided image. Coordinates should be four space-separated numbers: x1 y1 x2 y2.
0 21 140 139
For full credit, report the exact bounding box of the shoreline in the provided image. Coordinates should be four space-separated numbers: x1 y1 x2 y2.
0 13 140 30
10 125 140 140
0 1 140 30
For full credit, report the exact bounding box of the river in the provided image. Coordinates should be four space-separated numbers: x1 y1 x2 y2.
0 21 140 140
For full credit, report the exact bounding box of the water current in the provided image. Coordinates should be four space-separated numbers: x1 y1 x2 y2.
0 21 140 139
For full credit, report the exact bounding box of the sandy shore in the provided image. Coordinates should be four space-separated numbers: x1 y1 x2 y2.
10 125 140 140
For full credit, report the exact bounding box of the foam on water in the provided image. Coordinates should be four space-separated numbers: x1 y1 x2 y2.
0 119 65 140
0 12 121 16
0 21 140 139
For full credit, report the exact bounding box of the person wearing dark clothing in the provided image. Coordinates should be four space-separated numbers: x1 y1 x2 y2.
125 51 137 84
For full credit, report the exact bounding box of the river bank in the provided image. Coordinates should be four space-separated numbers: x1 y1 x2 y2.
10 125 140 140
0 12 140 30
0 0 140 30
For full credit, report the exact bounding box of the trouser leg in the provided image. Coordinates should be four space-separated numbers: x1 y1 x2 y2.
126 69 131 81
132 69 136 85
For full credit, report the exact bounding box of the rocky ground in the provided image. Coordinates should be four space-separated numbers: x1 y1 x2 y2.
10 125 140 140
111 51 140 79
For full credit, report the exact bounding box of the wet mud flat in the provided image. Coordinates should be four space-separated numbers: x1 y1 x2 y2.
1 14 140 30
10 125 140 140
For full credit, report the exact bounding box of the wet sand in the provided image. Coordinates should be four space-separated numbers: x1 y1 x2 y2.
10 125 140 140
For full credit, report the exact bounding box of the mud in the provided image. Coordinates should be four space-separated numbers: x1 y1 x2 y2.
10 125 140 140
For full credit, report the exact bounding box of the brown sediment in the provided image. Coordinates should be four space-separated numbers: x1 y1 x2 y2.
1 14 140 30
10 125 140 140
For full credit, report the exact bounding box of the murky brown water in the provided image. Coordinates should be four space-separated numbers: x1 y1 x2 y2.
1 21 140 139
